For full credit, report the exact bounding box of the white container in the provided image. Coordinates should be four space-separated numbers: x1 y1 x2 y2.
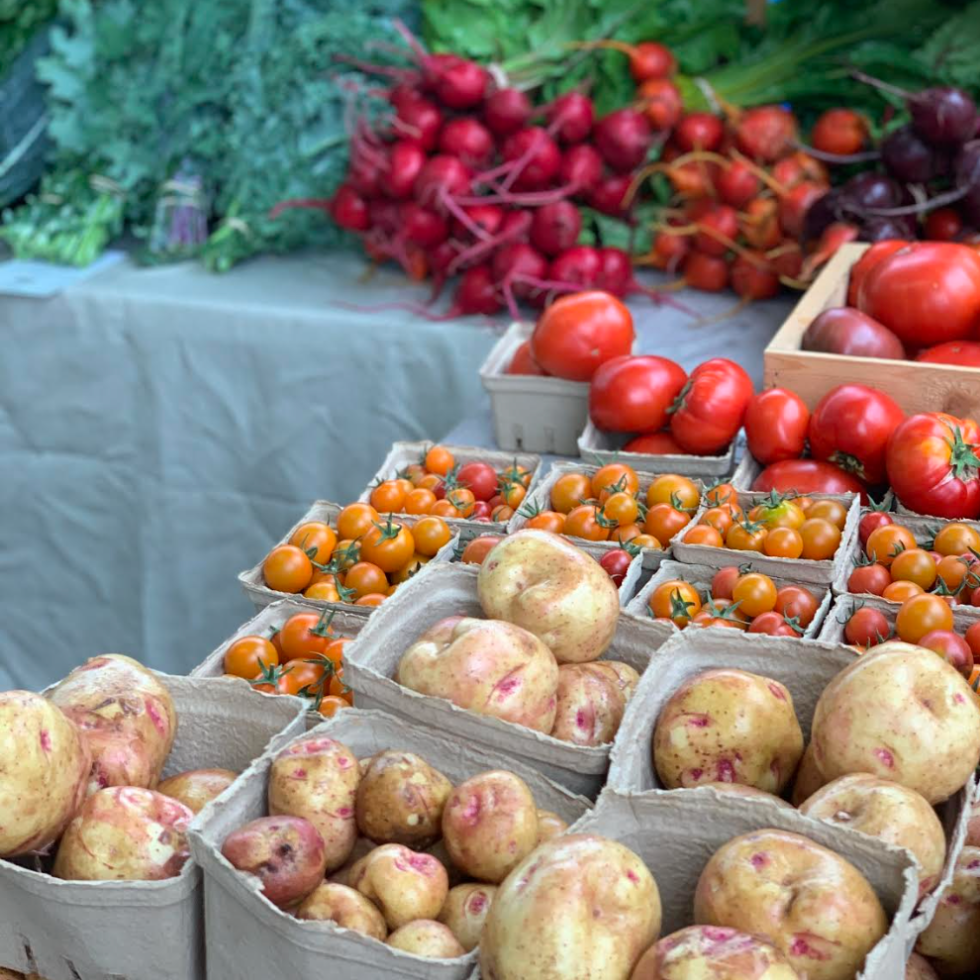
479 321 589 455
672 488 861 586
0 675 306 980
625 558 834 640
342 562 667 797
578 419 737 478
189 708 590 980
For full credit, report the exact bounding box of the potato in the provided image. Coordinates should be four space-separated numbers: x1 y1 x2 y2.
397 617 559 733
811 641 980 803
594 660 641 701
790 742 825 806
328 838 377 886
905 952 939 979
47 654 177 794
799 774 946 898
53 787 193 882
296 882 388 941
694 829 887 980
629 925 799 979
700 783 794 808
915 845 980 976
0 691 91 857
439 883 497 952
965 797 980 848
442 770 539 883
535 810 568 845
386 920 466 958
477 529 620 663
222 815 327 910
268 736 360 872
551 663 626 746
481 833 661 980
349 843 449 929
356 751 452 848
653 669 803 793
157 768 237 814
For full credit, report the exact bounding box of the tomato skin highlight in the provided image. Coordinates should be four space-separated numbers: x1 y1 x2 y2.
744 388 809 465
669 358 754 455
589 355 687 433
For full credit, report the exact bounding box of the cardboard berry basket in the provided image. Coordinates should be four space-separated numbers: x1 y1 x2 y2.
763 243 980 419
604 628 975 949
672 488 861 586
342 562 667 797
507 460 705 572
577 419 738 478
238 500 457 613
624 559 834 640
817 593 980 646
188 707 590 980
479 321 590 456
358 440 542 535
0 675 306 980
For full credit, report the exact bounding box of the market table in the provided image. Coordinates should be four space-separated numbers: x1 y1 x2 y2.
0 252 795 690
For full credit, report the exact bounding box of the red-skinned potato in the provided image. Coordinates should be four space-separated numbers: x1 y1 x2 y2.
221 815 327 909
349 843 449 929
157 768 237 814
801 307 905 360
438 883 497 951
47 654 177 794
810 641 980 803
268 736 361 872
477 529 620 663
791 742 825 806
535 809 568 844
481 834 661 979
355 751 452 848
397 616 559 733
694 829 887 980
0 691 91 857
915 846 980 976
652 669 803 793
386 920 466 958
630 925 799 979
700 782 794 808
296 882 388 941
905 952 939 979
442 770 539 883
551 663 626 745
54 787 193 882
799 773 946 898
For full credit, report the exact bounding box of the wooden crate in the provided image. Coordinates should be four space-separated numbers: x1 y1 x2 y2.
763 243 980 418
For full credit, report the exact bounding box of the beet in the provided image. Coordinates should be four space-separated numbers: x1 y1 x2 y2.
484 88 532 137
594 109 653 173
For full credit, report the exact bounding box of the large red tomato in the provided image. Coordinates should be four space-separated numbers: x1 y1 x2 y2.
589 355 688 433
744 387 809 464
916 341 980 367
751 459 868 501
856 242 980 346
530 291 634 381
807 384 904 485
669 358 754 454
885 413 980 518
845 240 905 306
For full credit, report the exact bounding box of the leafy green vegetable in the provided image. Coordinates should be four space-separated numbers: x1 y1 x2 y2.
0 0 57 79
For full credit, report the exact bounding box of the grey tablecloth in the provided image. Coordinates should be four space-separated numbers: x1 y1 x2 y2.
0 252 795 691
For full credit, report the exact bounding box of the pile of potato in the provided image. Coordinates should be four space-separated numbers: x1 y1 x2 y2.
0 655 237 882
220 738 569 959
397 529 638 745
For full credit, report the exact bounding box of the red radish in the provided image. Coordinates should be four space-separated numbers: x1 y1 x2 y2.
388 84 425 111
684 251 730 291
395 99 442 152
548 246 601 289
367 199 400 234
424 53 488 109
328 185 369 231
384 141 427 199
715 159 760 208
438 118 493 168
506 340 547 376
588 174 633 217
492 242 549 303
448 265 501 315
778 181 827 239
735 105 798 162
675 113 724 152
484 88 533 137
547 92 594 143
694 204 739 256
499 127 562 190
637 78 682 130
452 203 504 240
559 144 604 195
413 155 472 210
398 203 448 248
730 252 780 300
529 201 582 257
594 109 653 172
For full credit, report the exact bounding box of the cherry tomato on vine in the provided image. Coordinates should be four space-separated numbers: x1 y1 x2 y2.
359 518 416 572
370 480 408 514
774 585 818 628
317 695 352 718
726 522 767 552
882 580 924 603
763 527 803 559
845 607 890 647
847 562 891 596
889 548 937 590
551 473 593 513
799 518 841 560
685 524 724 547
603 492 640 527
337 503 380 541
424 445 456 476
526 511 567 533
600 549 633 586
866 524 917 567
732 572 778 618
460 536 502 564
647 474 699 512
703 482 736 508
591 463 640 500
649 580 702 626
933 523 980 557
225 635 278 678
263 544 313 593
646 503 690 543
711 566 742 599
748 612 797 637
807 499 848 530
288 522 337 565
565 504 612 541
456 461 498 502
918 630 974 677
895 593 954 644
279 610 336 662
412 516 452 557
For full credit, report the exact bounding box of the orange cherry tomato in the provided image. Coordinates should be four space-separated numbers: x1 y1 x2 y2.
550 473 594 513
279 610 336 662
491 505 515 522
732 572 778 618
446 487 477 517
329 664 352 702
799 518 842 560
417 473 444 494
866 524 917 567
889 548 938 590
564 504 612 541
763 526 804 559
649 580 702 626
499 482 526 509
355 593 387 607
684 524 724 547
263 544 313 593
526 511 567 533
402 463 427 485
344 562 389 598
700 507 734 536
460 535 503 564
331 539 360 571
646 474 700 513
412 516 453 557
610 522 642 544
936 554 973 592
320 637 350 670
807 499 848 530
703 482 737 508
631 533 662 550
359 518 416 572
404 487 437 515
317 695 352 717
645 503 691 543
896 593 954 644
252 666 306 696
933 523 980 557
369 480 408 513
424 446 456 476
882 580 924 603
726 522 767 552
603 491 640 527
288 661 327 693
431 499 461 518
591 463 640 501
392 554 430 584
337 503 381 541
501 462 533 488
224 635 279 678
304 581 341 601
288 521 337 564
